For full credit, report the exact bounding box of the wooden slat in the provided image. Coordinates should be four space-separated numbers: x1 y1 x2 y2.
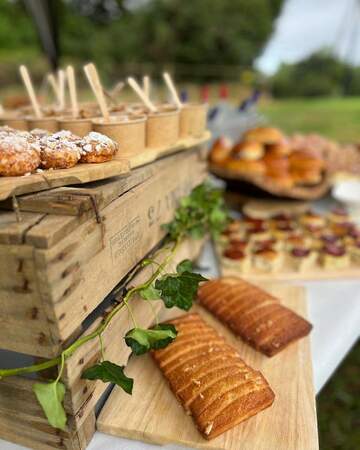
0 133 209 202
0 245 58 356
0 151 168 216
97 285 318 450
0 211 46 245
0 376 96 450
130 133 210 169
21 148 207 249
0 159 130 202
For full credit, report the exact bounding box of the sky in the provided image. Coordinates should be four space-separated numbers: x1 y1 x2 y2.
256 0 360 74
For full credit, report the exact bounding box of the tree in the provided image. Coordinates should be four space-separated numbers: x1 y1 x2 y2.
270 50 356 98
0 0 284 84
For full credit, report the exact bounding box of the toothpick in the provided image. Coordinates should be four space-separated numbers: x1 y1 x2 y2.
66 66 79 118
58 69 66 111
19 65 42 118
163 72 182 109
127 77 157 113
83 63 110 121
111 81 125 97
47 73 61 106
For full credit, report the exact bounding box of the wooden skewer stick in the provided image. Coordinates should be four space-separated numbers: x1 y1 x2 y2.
58 69 66 111
84 63 110 121
163 72 182 109
143 76 150 99
47 73 61 106
19 65 42 118
127 77 157 113
66 66 79 118
111 81 125 97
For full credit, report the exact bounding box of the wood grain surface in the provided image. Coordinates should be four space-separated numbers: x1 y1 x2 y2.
0 133 210 201
97 284 318 450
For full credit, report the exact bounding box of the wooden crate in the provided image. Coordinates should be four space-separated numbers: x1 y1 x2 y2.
0 237 206 450
0 145 208 358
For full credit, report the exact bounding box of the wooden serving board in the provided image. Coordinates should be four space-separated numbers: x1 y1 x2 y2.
97 285 318 450
0 159 130 201
217 246 360 282
0 133 210 201
210 164 329 201
129 132 210 169
221 264 360 282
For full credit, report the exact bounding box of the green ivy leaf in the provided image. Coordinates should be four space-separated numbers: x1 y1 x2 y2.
176 259 193 274
33 381 67 431
139 284 161 300
81 361 133 394
155 269 207 311
125 324 177 355
162 182 230 241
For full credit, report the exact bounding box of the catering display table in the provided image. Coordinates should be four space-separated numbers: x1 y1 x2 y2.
1 239 359 450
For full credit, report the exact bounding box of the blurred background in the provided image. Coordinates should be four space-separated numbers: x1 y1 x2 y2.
0 1 359 448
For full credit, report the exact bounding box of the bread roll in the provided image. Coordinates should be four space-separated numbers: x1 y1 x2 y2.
243 127 284 145
209 137 232 165
231 140 264 161
225 158 265 176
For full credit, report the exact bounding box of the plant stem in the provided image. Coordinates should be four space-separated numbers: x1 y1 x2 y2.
99 334 105 361
0 239 180 380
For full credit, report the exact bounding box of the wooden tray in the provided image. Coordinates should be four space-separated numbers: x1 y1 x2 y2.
216 245 360 282
97 285 318 450
220 263 360 282
0 132 210 201
210 164 329 200
0 159 130 202
130 132 210 169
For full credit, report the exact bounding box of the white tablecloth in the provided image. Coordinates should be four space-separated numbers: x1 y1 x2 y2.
1 242 359 450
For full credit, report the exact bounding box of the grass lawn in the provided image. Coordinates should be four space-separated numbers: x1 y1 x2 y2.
259 97 360 143
317 342 360 450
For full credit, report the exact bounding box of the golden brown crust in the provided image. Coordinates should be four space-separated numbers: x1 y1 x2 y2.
266 174 295 189
79 131 118 163
197 278 312 357
0 134 40 176
151 313 275 439
243 127 285 145
289 150 325 171
40 131 81 169
225 158 266 175
209 137 232 164
231 140 265 161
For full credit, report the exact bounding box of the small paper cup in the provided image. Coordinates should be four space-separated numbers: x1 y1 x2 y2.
93 115 147 158
1 116 28 131
146 108 180 149
180 103 208 138
27 117 59 133
58 116 93 137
